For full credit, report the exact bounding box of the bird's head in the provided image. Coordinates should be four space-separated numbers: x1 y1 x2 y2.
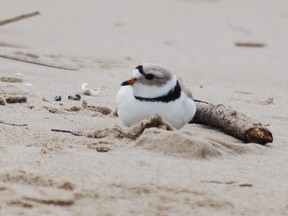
121 63 177 98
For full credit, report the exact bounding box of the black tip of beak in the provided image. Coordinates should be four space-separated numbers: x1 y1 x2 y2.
121 81 130 86
121 78 136 86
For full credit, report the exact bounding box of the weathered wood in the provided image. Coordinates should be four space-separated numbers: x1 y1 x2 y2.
0 11 40 27
191 100 273 145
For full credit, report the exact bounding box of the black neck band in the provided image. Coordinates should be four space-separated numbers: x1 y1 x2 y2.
134 81 181 103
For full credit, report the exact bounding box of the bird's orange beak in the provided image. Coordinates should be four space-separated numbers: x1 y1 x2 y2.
121 78 136 86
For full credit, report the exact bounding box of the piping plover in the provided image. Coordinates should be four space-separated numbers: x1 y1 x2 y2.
116 63 196 129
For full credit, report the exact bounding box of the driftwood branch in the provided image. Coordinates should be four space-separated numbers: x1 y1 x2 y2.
191 100 273 145
0 11 40 27
45 101 273 145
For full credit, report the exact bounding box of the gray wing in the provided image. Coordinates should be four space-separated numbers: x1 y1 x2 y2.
178 79 193 99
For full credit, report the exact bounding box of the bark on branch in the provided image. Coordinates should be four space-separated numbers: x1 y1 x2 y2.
190 100 273 145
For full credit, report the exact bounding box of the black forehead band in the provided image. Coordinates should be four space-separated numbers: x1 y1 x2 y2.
135 65 145 75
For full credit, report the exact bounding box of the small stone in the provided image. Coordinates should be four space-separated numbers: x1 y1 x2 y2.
75 94 81 100
54 96 62 101
68 94 81 101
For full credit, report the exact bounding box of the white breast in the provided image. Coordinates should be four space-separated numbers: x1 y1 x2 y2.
116 85 196 129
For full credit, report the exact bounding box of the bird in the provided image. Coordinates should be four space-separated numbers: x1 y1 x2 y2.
116 63 196 129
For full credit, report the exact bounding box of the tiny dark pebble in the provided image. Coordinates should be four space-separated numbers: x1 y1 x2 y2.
54 96 62 101
75 94 81 100
68 94 81 101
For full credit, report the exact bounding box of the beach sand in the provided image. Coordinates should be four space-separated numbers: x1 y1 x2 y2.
1 0 288 215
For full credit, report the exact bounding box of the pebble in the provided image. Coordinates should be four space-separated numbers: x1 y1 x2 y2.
68 94 81 101
54 96 62 101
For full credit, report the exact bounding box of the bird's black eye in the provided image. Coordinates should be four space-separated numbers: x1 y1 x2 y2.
145 74 154 80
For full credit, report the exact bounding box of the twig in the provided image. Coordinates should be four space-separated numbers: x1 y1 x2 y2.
51 129 83 136
0 121 28 127
201 180 235 185
0 11 40 27
235 42 266 48
0 55 78 71
191 100 273 145
238 184 253 187
201 180 253 187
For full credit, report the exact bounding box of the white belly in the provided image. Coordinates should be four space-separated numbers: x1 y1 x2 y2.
116 86 196 129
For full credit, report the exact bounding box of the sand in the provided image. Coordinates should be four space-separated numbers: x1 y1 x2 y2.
0 0 288 215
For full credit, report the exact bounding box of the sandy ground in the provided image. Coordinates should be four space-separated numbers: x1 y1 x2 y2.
0 0 288 215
